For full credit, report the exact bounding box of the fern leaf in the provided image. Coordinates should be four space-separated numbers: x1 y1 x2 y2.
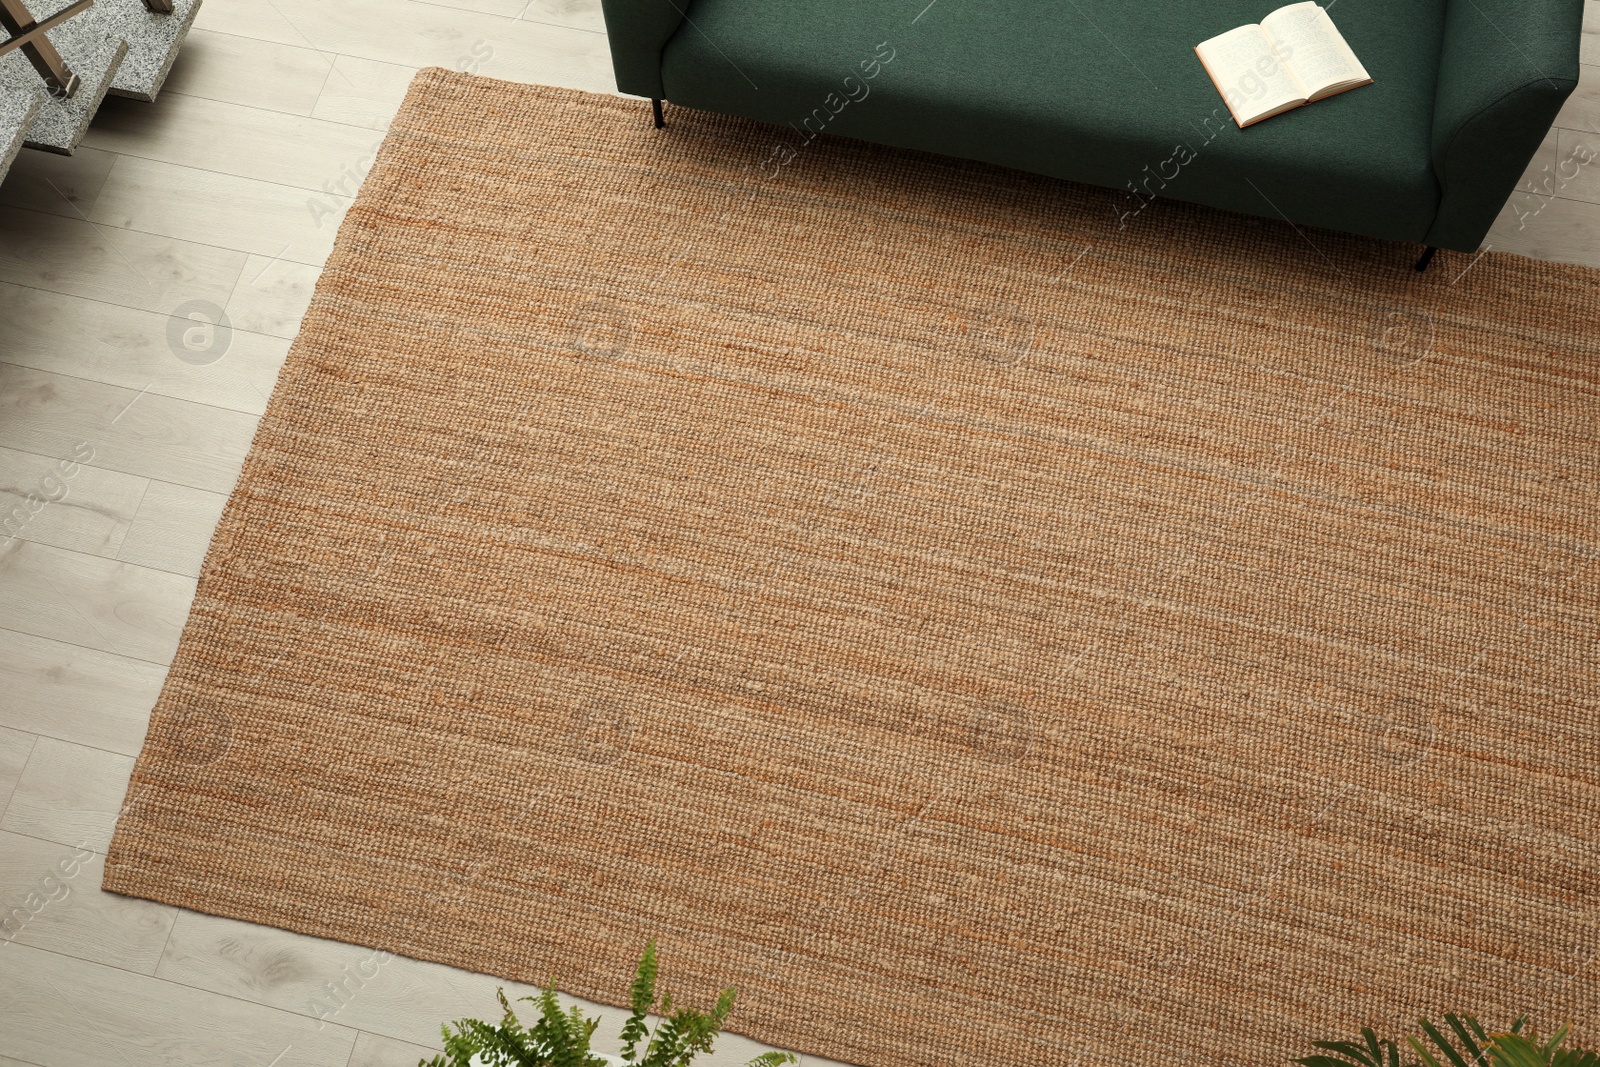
711 988 737 1027
644 1015 683 1067
621 943 659 1061
632 942 659 1015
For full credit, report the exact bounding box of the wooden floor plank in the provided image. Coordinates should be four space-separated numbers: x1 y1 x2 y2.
0 443 148 558
0 364 261 494
0 630 160 756
1555 127 1600 205
310 55 419 132
226 253 322 339
1482 120 1598 267
89 154 350 266
0 205 247 317
0 727 37 818
407 0 604 33
0 737 136 853
0 282 288 414
0 830 177 975
159 28 336 117
156 909 538 1048
348 1031 440 1067
85 92 387 194
194 0 613 91
154 909 838 1067
1484 190 1600 268
0 146 118 220
0 539 194 665
0 941 359 1067
1496 128 1564 220
1555 63 1600 134
117 479 228 578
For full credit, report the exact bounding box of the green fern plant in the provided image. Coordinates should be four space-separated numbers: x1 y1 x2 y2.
421 942 797 1067
1300 1014 1597 1067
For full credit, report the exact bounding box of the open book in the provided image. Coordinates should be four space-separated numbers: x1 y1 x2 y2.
1195 2 1372 128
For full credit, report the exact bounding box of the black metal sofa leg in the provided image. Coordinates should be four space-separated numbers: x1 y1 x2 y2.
652 98 664 129
1414 246 1438 272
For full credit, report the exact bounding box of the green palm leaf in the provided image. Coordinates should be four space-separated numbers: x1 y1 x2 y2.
1302 1032 1403 1067
1489 1034 1550 1067
1309 1040 1382 1066
1420 1017 1475 1067
1445 1014 1488 1066
1303 1013 1595 1067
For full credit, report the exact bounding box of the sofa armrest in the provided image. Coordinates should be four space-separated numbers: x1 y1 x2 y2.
1425 0 1583 252
599 0 689 99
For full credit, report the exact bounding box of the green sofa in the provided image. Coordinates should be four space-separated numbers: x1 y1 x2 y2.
598 0 1584 261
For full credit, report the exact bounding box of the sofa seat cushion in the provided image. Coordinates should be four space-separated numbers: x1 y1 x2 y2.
659 0 1447 243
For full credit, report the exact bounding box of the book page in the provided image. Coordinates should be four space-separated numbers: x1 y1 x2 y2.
1195 24 1307 127
1260 2 1371 100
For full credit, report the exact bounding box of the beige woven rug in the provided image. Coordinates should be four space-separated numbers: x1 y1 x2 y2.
106 69 1600 1067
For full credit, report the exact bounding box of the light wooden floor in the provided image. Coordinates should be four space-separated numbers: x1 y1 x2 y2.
1 2 1596 1063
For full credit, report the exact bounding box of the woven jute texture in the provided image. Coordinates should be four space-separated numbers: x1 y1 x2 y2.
106 69 1600 1067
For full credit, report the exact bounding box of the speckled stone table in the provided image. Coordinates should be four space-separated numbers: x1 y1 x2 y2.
110 0 200 102
0 0 126 153
0 86 43 172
